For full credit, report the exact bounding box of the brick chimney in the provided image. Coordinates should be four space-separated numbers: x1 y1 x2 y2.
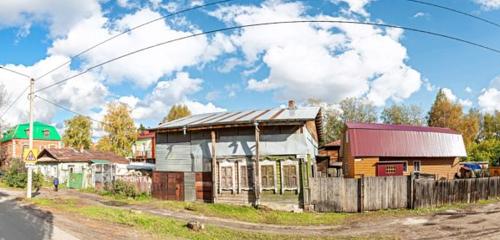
288 100 296 110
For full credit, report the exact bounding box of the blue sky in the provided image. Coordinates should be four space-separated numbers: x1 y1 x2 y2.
0 0 500 133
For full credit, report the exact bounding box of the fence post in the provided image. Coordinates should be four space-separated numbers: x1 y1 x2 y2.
408 173 415 209
358 177 365 212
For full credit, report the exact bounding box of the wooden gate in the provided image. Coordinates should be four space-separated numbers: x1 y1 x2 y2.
152 172 184 201
68 173 84 189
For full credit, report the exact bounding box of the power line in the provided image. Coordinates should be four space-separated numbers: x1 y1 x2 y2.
35 95 107 126
407 0 500 28
0 85 30 119
34 20 500 93
34 0 234 82
0 66 32 79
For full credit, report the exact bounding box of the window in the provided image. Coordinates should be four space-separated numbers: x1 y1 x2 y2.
43 130 50 138
283 165 297 188
239 165 253 189
414 161 421 172
385 165 396 174
261 165 275 188
403 162 408 172
220 166 233 189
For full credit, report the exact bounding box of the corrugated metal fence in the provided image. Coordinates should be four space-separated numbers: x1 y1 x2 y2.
116 175 152 194
310 176 500 212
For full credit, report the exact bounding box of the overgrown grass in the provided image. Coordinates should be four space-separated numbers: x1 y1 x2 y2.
28 197 370 240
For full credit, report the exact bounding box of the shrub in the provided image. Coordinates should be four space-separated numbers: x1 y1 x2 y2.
3 158 43 189
110 179 138 198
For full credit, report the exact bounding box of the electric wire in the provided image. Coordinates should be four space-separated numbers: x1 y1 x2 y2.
35 94 107 126
407 0 500 28
34 19 500 94
34 0 235 82
0 66 32 79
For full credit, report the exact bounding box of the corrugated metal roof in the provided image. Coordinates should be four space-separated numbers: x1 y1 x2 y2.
156 107 321 130
347 122 467 157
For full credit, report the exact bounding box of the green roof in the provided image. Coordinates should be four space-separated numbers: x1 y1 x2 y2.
1 121 62 142
91 160 110 164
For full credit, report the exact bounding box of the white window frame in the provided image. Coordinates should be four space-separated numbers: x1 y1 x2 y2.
237 159 254 192
280 159 300 194
413 160 421 172
260 160 277 193
218 160 236 193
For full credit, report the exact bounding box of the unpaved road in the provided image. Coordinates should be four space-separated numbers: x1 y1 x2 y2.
2 187 500 239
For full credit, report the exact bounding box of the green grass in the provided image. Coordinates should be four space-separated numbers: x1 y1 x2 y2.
28 197 367 240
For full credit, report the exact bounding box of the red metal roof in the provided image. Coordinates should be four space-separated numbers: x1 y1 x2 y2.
346 122 466 157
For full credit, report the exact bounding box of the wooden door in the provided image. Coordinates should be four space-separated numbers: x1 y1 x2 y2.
195 172 212 202
167 173 184 201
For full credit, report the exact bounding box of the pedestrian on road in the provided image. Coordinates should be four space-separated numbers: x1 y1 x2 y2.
53 177 59 192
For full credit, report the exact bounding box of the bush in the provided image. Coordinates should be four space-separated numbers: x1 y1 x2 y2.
110 179 138 198
3 159 43 190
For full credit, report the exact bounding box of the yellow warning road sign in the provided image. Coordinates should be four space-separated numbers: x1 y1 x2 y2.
23 149 38 164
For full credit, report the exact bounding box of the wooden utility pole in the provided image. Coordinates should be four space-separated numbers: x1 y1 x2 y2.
254 122 261 205
211 130 217 203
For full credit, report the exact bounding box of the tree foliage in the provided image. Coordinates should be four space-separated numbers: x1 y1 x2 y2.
479 111 500 140
163 104 191 123
63 115 92 150
381 104 423 125
467 139 500 165
427 89 464 131
97 103 137 157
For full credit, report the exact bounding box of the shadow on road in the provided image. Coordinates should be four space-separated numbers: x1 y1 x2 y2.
0 191 54 240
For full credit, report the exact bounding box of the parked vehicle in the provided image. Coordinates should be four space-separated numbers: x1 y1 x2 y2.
455 163 489 178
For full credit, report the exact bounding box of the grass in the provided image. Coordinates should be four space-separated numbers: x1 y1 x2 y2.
28 197 370 240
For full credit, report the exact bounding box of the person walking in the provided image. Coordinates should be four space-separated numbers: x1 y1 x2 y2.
53 177 59 192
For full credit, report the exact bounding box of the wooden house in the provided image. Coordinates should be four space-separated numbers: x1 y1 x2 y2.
316 140 342 177
342 123 466 180
131 130 156 164
0 121 62 169
35 148 129 189
151 101 322 209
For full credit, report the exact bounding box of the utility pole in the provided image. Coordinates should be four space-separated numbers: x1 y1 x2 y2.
26 78 34 199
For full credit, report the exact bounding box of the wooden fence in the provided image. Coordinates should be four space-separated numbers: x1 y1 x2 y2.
309 176 500 212
413 177 500 208
309 176 408 212
116 175 152 194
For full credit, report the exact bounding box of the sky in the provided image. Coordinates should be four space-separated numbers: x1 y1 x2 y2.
0 0 500 136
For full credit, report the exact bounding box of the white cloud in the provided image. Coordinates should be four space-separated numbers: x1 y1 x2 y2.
131 72 224 121
211 0 422 106
474 0 500 10
331 0 372 17
478 88 500 112
0 0 101 36
413 12 428 18
50 8 234 88
0 55 108 126
118 96 140 109
465 86 472 93
442 87 473 108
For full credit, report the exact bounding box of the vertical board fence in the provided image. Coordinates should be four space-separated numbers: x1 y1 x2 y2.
116 175 152 194
413 177 500 208
309 176 500 212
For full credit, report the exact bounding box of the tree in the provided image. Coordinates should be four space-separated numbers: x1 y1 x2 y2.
97 102 137 157
163 104 191 123
427 89 463 131
313 97 377 143
138 123 146 132
63 115 92 150
479 111 500 140
467 139 500 165
460 108 481 150
381 104 423 125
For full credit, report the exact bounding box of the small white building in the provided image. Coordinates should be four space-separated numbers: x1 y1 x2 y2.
35 148 129 189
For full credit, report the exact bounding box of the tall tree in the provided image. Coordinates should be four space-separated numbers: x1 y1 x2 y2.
381 104 423 125
163 104 191 123
97 102 137 157
339 97 377 123
427 89 463 131
63 115 92 150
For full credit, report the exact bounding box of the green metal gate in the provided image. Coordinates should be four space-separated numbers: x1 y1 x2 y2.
68 173 84 189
